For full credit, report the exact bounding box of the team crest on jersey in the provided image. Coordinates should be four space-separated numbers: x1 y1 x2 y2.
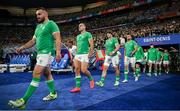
42 26 45 30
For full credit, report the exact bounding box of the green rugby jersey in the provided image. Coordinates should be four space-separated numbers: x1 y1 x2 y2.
76 31 93 54
34 20 60 55
147 48 157 61
125 40 137 57
105 37 119 56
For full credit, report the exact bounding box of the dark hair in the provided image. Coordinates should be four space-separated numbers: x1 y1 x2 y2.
127 33 131 36
36 7 47 11
107 30 113 35
79 23 86 26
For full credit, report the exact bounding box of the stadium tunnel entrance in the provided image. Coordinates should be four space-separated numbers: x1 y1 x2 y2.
135 34 180 73
142 44 179 73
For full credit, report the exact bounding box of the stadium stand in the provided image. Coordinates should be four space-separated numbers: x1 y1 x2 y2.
0 0 179 72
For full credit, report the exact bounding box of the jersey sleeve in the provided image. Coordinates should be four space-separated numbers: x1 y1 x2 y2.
49 21 60 35
87 32 93 41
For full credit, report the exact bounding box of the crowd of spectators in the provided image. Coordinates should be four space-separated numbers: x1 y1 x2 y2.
60 0 180 37
62 17 180 50
52 0 135 21
0 0 179 51
53 0 177 21
91 18 180 49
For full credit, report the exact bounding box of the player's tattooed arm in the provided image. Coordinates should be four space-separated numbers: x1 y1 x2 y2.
88 38 94 57
16 36 36 53
53 32 62 62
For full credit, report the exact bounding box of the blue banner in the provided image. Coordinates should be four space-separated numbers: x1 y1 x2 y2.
135 34 180 46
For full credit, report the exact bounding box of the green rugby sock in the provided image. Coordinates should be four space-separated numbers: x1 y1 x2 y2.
88 75 93 81
23 77 40 102
124 70 128 80
75 76 81 88
100 76 105 83
46 79 55 94
115 75 120 81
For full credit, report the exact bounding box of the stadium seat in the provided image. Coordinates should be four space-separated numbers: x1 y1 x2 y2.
9 54 31 72
59 54 69 69
0 64 8 73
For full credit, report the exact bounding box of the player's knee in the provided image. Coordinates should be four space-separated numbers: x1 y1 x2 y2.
75 67 80 73
103 66 108 71
125 65 128 69
114 66 119 71
81 68 87 73
33 70 41 77
81 65 88 73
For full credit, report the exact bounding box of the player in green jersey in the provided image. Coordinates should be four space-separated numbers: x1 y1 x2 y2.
147 44 158 76
96 30 120 87
123 35 138 83
8 7 61 109
156 48 163 75
134 45 144 81
143 49 148 73
163 49 170 74
70 23 94 93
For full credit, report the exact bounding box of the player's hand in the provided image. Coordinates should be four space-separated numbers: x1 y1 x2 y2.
110 51 115 56
56 53 61 62
16 46 24 54
109 52 114 56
